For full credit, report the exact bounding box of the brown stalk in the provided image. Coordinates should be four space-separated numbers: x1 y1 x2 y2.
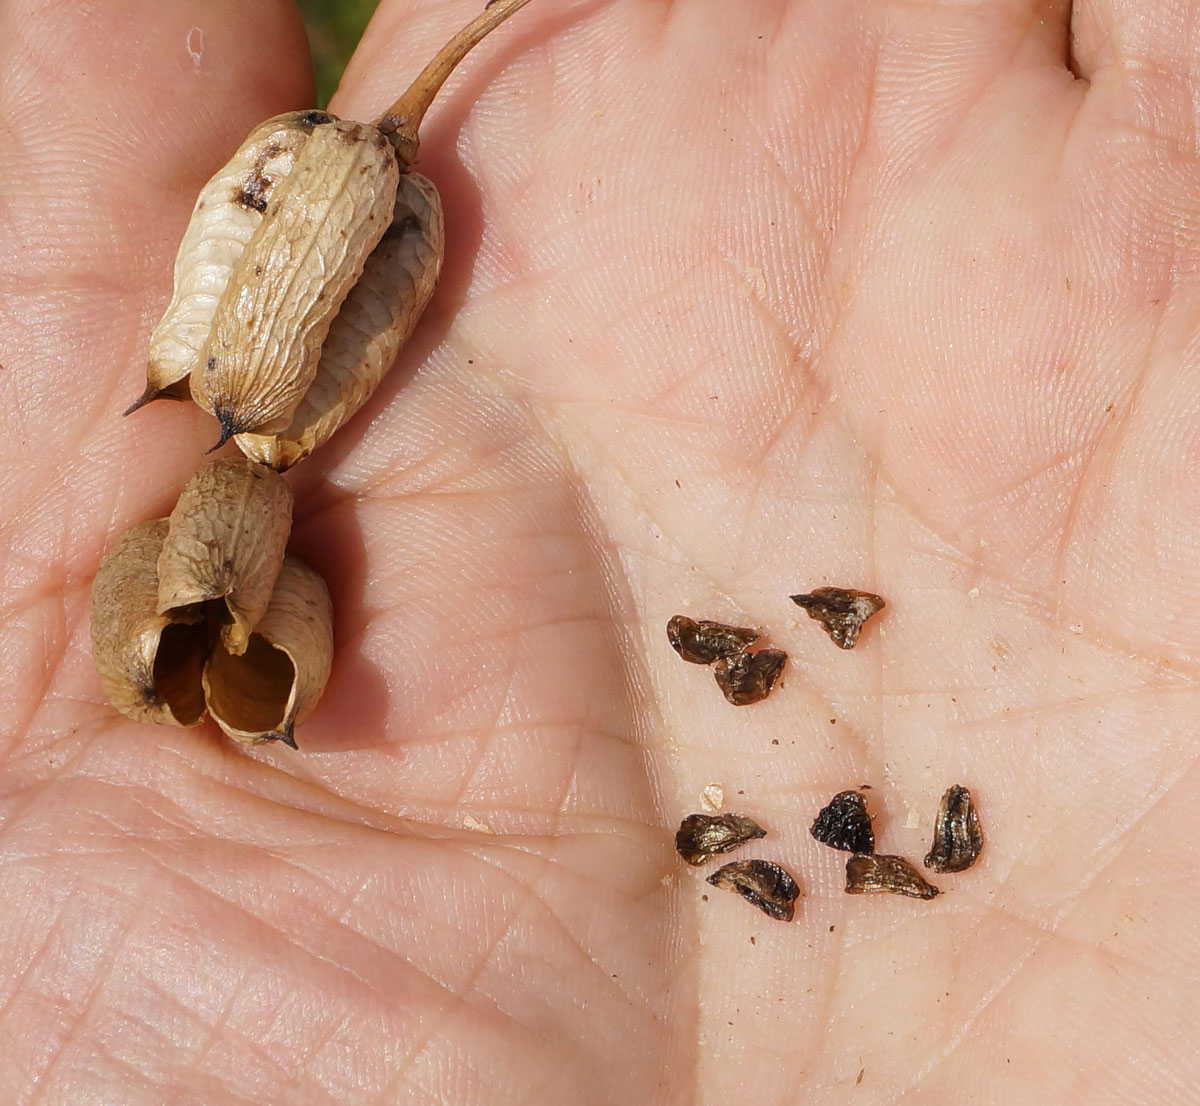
376 0 534 168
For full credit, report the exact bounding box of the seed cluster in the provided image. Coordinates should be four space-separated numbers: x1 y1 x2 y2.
669 594 985 916
675 812 801 922
665 615 787 705
809 786 983 901
666 585 885 707
90 1 534 750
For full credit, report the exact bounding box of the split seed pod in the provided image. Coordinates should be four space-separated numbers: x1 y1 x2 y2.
157 458 293 655
127 111 331 412
235 172 444 469
90 519 207 726
203 556 333 748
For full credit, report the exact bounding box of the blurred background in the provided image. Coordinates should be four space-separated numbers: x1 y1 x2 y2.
298 0 382 105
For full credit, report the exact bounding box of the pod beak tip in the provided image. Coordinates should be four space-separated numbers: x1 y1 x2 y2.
206 407 245 455
123 384 158 417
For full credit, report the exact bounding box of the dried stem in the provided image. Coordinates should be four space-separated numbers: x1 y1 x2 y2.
376 0 533 167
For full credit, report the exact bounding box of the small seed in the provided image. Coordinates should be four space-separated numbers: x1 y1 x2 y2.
713 648 787 705
193 120 400 448
156 458 293 656
845 854 940 900
810 790 875 854
789 586 885 649
203 555 333 748
706 859 800 922
235 172 444 470
127 111 329 413
924 785 983 873
90 519 207 726
675 813 767 865
667 615 760 665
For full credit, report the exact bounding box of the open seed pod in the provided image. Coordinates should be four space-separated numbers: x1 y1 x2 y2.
235 171 444 470
202 555 333 748
156 458 292 656
90 519 207 726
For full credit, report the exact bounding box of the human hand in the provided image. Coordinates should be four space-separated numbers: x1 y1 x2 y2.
1 0 1196 1102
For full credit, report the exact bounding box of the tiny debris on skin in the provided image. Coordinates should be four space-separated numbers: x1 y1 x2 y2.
924 785 983 873
810 790 875 854
706 859 801 922
675 813 767 865
845 854 940 900
790 587 885 649
713 648 787 706
666 615 760 664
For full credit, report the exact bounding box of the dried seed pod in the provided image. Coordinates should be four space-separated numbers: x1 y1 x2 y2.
235 172 444 470
129 0 534 464
706 859 801 922
810 790 875 854
228 0 534 460
713 648 787 705
194 119 400 447
157 458 293 655
90 519 208 726
667 615 760 665
845 854 940 900
924 785 983 873
790 587 885 649
126 111 331 412
203 556 333 748
675 813 767 865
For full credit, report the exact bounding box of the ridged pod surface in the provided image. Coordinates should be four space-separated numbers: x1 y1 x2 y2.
236 172 444 470
90 519 208 726
156 458 293 656
129 111 329 411
193 120 400 443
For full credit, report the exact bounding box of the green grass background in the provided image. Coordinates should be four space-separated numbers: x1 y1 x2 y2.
298 0 382 106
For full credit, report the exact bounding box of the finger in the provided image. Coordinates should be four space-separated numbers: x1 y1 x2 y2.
331 0 546 122
0 0 313 529
866 0 1074 80
0 0 312 306
1071 0 1200 87
0 1 314 741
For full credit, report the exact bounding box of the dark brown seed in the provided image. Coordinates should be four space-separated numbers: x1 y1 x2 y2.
675 813 767 865
810 790 875 854
789 587 885 649
713 648 787 705
667 615 760 664
924 785 983 873
845 854 940 900
706 859 800 922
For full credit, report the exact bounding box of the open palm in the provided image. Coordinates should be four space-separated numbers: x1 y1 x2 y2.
2 0 1197 1102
